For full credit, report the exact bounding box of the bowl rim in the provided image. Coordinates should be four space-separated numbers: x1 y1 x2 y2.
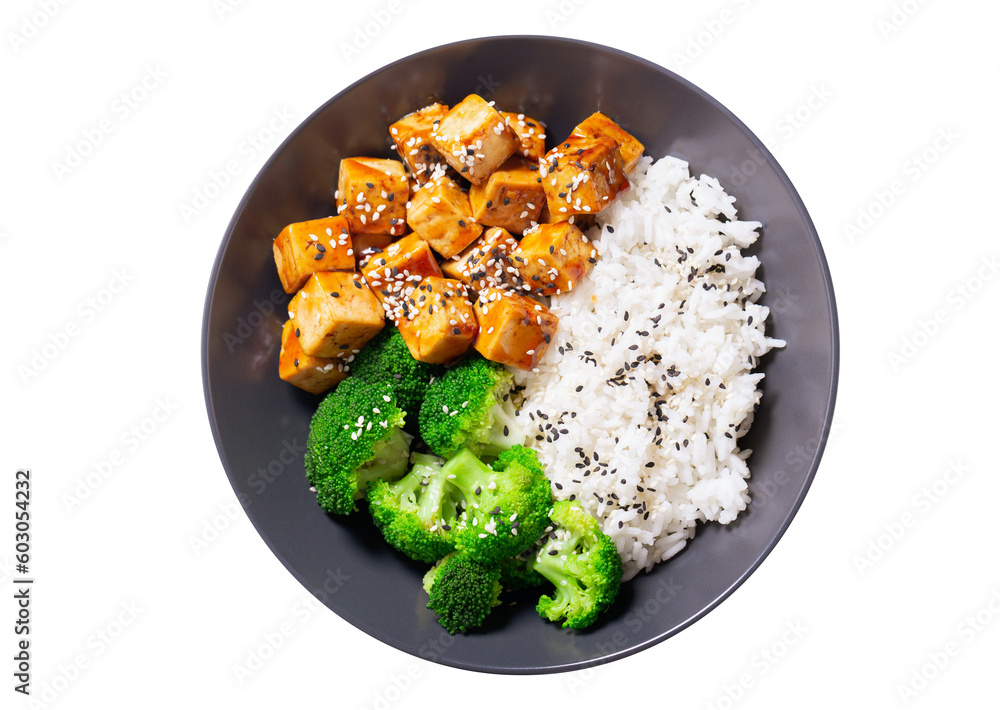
201 34 840 674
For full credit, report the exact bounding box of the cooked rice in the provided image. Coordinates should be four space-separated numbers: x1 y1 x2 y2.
513 155 784 581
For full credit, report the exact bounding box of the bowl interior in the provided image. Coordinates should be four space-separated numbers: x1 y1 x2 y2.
202 36 837 673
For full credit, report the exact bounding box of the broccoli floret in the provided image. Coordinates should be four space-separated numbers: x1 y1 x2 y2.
304 377 411 515
418 353 526 458
446 445 552 565
529 500 623 629
350 325 442 414
423 551 502 634
367 453 457 563
498 552 547 592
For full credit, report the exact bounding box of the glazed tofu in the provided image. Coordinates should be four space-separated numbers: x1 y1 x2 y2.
396 276 478 364
360 233 443 322
406 175 482 257
511 221 597 296
441 226 524 293
537 200 596 232
571 112 645 173
293 271 384 358
389 103 451 184
474 288 558 371
501 111 547 161
430 94 520 184
272 215 354 294
540 134 629 216
467 157 546 235
336 157 408 236
351 232 397 270
278 320 348 394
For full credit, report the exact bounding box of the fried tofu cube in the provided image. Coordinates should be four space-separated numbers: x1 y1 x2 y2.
351 232 397 270
390 103 451 184
474 288 558 371
406 175 482 258
511 221 597 296
537 200 596 232
430 94 520 184
272 215 355 294
293 271 384 358
396 276 478 364
360 233 443 321
540 134 629 216
572 112 645 173
278 320 348 394
336 157 408 236
501 111 547 161
467 157 546 235
441 226 524 293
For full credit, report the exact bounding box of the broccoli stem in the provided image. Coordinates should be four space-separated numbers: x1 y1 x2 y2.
484 397 525 455
532 530 584 588
357 428 413 491
440 448 495 509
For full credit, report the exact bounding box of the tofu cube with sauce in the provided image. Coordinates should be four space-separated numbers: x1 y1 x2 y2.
278 320 348 395
441 226 524 294
571 112 645 173
467 157 546 235
396 276 478 364
292 271 384 358
430 94 520 184
511 221 597 296
360 233 444 322
406 175 482 258
501 111 547 161
272 215 355 294
389 103 451 183
474 288 558 370
540 134 629 216
336 157 408 236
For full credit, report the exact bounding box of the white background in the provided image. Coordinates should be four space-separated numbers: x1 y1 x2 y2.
3 0 998 707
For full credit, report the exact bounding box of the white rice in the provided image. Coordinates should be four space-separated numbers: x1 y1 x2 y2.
513 155 784 581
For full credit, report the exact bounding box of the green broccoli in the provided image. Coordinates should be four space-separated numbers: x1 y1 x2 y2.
498 552 547 592
529 500 623 629
446 445 552 565
418 353 526 459
366 453 457 563
349 325 442 414
423 551 502 634
304 377 411 515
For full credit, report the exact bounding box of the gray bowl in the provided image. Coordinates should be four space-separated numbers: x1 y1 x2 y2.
202 36 838 674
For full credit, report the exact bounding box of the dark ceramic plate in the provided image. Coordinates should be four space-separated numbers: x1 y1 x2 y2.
202 36 838 674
